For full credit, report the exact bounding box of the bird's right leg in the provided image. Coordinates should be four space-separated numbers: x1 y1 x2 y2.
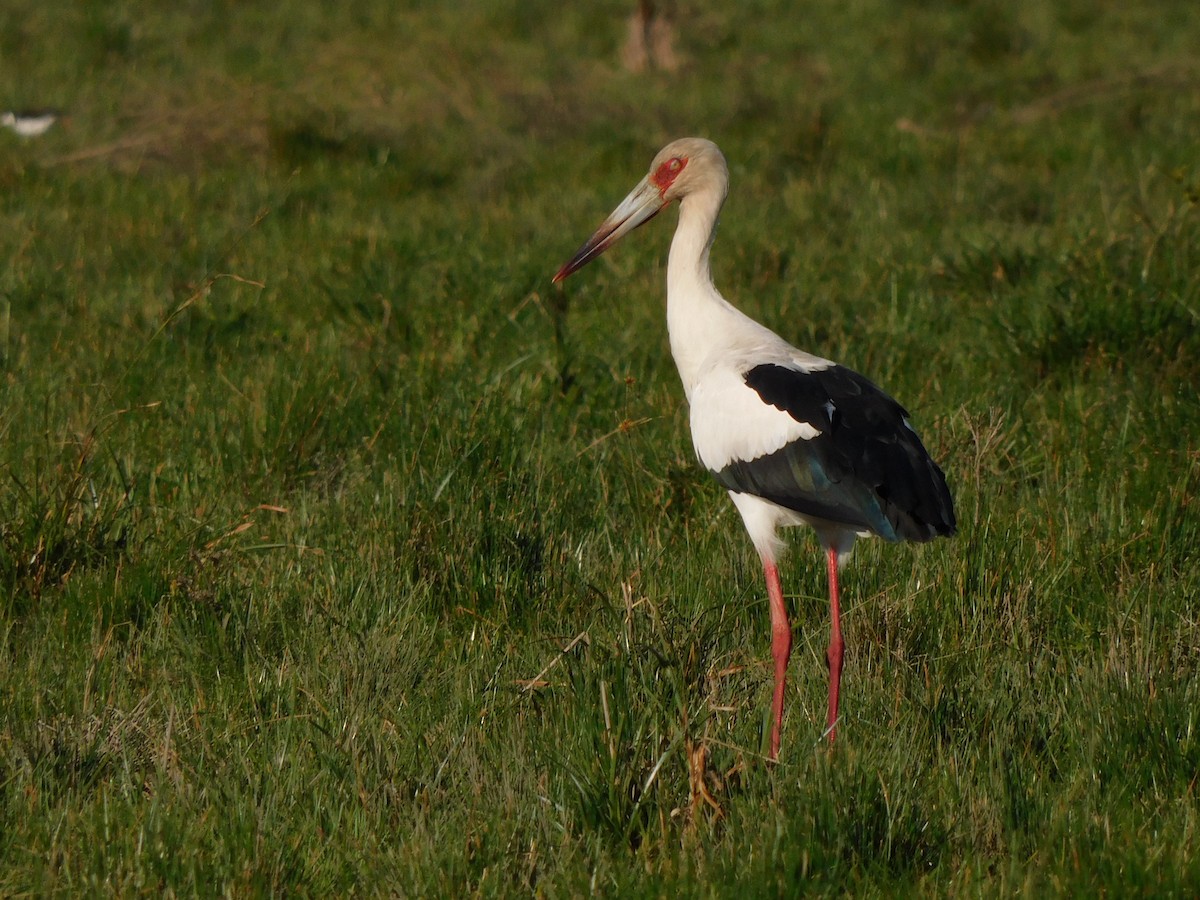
825 546 844 744
763 558 791 761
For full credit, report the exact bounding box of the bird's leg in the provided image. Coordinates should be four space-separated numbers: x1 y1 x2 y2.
763 558 791 761
825 546 844 743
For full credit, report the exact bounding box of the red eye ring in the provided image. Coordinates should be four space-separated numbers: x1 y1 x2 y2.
652 156 688 190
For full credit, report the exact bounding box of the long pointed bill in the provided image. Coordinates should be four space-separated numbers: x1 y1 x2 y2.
553 177 668 283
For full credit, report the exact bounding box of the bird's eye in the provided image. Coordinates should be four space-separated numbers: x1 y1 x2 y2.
668 158 683 171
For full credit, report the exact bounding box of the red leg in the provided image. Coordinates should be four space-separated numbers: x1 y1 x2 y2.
825 546 844 743
764 558 791 760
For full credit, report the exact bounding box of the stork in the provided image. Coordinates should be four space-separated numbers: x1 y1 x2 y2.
553 138 955 760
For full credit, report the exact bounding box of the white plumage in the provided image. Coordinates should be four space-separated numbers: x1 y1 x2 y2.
691 366 823 470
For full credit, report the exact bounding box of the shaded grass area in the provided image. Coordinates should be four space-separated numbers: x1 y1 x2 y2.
2 0 1200 894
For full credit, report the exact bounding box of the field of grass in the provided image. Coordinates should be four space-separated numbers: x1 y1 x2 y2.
2 0 1199 894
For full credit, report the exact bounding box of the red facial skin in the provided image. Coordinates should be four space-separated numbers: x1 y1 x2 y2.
650 156 687 194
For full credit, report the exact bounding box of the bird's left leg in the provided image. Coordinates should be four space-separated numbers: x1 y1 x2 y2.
764 557 791 761
825 546 844 743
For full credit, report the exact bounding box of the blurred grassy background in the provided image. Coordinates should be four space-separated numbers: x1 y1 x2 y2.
1 0 1198 894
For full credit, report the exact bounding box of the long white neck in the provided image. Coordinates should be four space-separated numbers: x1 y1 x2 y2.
666 187 759 401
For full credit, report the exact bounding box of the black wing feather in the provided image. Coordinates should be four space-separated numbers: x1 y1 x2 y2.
711 363 956 543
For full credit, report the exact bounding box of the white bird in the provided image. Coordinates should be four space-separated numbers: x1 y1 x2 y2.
553 137 955 760
1 109 60 137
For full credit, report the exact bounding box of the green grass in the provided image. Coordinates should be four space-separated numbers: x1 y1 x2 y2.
2 0 1199 894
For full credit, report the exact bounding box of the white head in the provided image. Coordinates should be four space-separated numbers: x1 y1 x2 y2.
553 137 729 283
642 137 729 206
